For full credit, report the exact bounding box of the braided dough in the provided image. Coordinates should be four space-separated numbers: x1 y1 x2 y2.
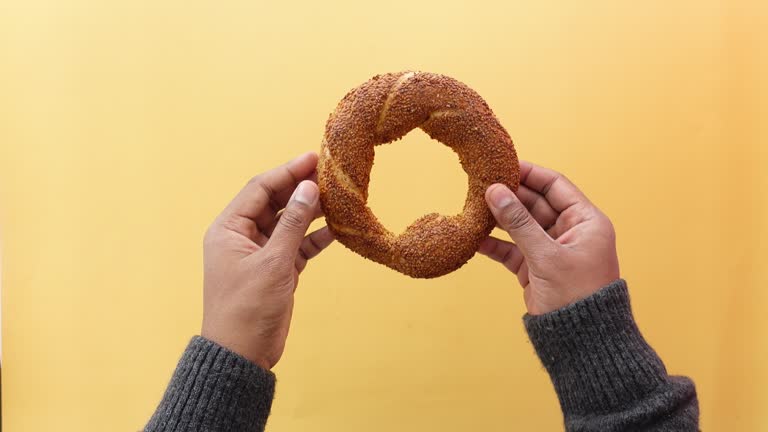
318 71 519 278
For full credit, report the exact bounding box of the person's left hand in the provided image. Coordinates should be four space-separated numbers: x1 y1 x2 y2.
201 152 334 370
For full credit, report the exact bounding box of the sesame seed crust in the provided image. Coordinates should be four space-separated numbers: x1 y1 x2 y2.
318 71 519 278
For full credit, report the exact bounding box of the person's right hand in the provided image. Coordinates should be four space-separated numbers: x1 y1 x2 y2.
479 162 620 315
201 152 334 370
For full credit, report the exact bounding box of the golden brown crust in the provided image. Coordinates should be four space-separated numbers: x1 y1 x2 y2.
318 71 519 278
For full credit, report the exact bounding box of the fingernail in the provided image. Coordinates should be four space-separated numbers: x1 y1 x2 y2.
291 181 317 205
488 184 514 208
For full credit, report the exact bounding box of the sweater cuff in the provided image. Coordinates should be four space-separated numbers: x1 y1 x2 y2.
145 336 275 432
524 279 668 416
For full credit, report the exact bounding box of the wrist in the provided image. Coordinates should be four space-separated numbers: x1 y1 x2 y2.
524 279 669 414
145 336 276 431
528 271 620 315
201 325 274 370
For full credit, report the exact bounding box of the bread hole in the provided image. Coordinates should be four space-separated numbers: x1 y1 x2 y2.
367 128 468 235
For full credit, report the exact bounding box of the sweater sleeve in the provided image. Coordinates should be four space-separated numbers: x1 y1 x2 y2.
524 279 699 431
144 336 276 432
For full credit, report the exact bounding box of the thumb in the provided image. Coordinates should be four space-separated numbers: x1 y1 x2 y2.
267 180 319 258
485 184 554 258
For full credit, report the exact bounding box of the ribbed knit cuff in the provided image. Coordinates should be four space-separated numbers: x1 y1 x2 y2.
524 279 668 416
145 336 276 432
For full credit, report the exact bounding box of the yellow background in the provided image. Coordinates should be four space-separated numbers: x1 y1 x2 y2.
1 1 766 430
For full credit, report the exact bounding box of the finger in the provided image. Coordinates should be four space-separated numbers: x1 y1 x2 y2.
478 237 525 274
547 205 592 240
517 261 531 289
519 161 587 213
295 226 335 273
307 170 318 184
264 169 319 217
299 226 335 260
266 180 320 259
485 184 556 258
224 152 318 225
546 224 559 239
515 185 559 231
263 204 324 238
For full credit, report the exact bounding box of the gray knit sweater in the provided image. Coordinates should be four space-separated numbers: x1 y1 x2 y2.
145 280 699 431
